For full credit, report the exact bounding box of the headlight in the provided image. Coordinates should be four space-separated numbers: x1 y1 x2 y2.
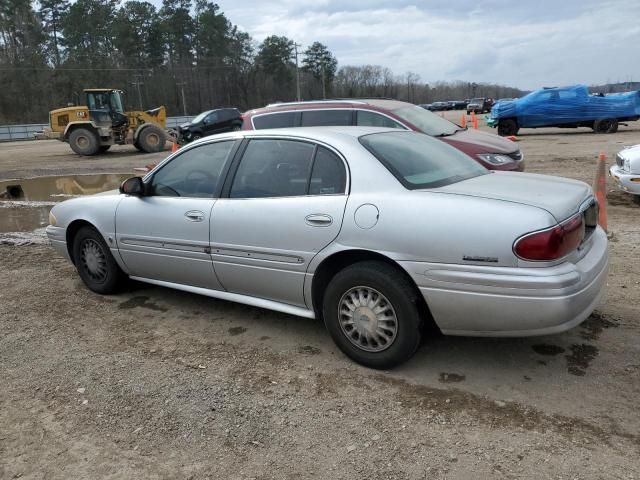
48 211 57 226
477 153 513 165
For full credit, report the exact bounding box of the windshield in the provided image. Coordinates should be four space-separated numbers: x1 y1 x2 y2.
470 98 483 104
391 105 459 136
191 110 213 124
359 131 487 189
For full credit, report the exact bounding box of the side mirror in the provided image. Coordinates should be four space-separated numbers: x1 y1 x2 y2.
120 176 145 196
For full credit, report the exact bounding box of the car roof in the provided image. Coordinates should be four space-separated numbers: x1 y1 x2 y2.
188 126 405 147
245 98 413 116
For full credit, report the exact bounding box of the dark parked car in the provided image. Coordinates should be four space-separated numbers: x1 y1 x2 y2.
241 99 524 171
467 98 494 114
178 108 242 143
448 100 468 110
430 101 450 111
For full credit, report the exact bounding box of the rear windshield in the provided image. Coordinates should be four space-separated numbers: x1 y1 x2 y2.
390 105 459 136
359 131 487 189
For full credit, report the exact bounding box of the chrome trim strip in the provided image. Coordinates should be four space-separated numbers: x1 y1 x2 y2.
130 276 316 319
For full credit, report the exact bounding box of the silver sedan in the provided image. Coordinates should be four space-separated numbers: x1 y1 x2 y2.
47 127 608 368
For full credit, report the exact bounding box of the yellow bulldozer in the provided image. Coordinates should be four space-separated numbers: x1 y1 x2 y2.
44 88 170 155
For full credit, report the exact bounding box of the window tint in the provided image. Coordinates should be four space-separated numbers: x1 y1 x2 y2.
356 110 404 129
252 112 297 129
230 139 315 198
309 147 346 195
301 110 352 126
205 112 218 123
359 132 487 189
151 140 235 197
558 90 576 100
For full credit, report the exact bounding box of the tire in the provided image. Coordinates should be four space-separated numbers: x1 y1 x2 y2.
498 119 519 136
593 119 615 134
99 145 111 152
72 226 126 294
322 261 422 369
231 124 242 132
133 140 144 152
69 128 100 156
191 133 202 141
137 125 167 153
608 120 619 133
633 195 640 206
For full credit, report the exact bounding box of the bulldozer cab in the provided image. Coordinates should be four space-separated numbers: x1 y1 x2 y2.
85 89 128 128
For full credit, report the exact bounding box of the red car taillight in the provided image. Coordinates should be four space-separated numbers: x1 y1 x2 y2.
513 214 585 261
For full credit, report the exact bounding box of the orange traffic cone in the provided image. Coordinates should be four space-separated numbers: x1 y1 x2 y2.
460 114 467 128
171 140 178 153
592 152 608 232
471 111 478 129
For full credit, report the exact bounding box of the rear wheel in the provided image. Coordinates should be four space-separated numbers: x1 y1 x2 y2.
69 128 100 156
322 261 422 369
498 118 518 136
593 119 617 134
137 125 167 153
72 226 126 294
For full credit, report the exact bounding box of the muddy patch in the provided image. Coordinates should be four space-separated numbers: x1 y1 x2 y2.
565 344 599 376
532 344 565 356
297 345 321 355
580 311 620 341
118 296 168 312
607 188 638 207
438 373 465 383
228 326 248 336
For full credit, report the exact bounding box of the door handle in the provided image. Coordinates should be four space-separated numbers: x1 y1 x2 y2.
185 210 205 222
305 214 333 227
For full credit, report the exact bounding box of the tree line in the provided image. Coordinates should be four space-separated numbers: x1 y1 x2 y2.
0 0 526 124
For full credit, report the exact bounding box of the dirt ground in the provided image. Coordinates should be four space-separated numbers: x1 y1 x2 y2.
1 119 640 479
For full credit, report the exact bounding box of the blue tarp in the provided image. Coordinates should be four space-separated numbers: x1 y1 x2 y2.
489 85 640 128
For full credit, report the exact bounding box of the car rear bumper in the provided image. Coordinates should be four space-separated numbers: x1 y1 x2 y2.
609 165 640 195
399 227 608 337
46 225 71 261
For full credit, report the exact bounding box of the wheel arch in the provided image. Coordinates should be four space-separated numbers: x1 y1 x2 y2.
63 121 99 140
65 219 98 264
309 248 438 332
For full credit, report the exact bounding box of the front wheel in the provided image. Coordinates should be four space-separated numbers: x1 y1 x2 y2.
137 125 167 153
72 226 126 294
322 261 422 369
498 119 519 136
69 128 100 156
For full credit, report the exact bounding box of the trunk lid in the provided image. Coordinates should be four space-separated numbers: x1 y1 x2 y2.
434 171 592 222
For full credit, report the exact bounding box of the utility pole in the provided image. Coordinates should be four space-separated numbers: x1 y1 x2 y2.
321 64 326 99
176 81 188 116
293 43 301 101
132 74 144 110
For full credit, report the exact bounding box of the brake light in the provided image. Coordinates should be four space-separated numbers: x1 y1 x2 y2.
513 214 585 261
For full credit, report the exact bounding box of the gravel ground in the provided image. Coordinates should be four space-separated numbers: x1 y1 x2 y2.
1 120 639 479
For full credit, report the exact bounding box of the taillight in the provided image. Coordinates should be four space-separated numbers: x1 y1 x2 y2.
513 214 585 261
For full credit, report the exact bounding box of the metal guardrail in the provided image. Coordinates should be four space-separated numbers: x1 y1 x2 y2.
0 116 194 142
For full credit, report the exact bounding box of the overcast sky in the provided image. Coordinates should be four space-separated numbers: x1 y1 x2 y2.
152 0 640 90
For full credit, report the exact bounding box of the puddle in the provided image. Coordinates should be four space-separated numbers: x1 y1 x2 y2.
0 174 132 237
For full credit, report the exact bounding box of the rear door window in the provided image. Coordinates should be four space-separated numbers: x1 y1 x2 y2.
252 112 297 129
309 147 346 195
230 139 315 198
301 110 352 127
